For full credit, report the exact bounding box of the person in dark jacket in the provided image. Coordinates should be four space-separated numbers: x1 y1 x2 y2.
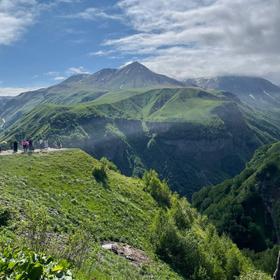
28 139 34 152
13 141 18 153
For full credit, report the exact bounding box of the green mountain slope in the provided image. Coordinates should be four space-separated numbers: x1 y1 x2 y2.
1 63 280 197
193 141 280 253
0 62 183 126
2 87 280 196
0 150 270 279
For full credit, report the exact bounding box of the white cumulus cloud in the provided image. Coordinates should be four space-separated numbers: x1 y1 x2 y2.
67 66 91 75
104 0 280 81
0 0 38 45
0 0 79 46
0 87 40 96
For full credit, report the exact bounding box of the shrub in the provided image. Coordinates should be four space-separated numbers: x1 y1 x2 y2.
17 203 51 253
0 207 11 227
151 211 202 279
64 229 92 268
239 271 272 280
171 198 194 230
143 170 171 207
0 246 72 280
150 192 259 280
92 165 107 184
100 157 120 173
245 245 280 275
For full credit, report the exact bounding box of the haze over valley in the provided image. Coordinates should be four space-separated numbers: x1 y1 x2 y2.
1 0 280 279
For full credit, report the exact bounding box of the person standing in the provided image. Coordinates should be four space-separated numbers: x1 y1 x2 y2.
26 140 29 153
13 141 18 153
22 140 28 153
29 139 34 152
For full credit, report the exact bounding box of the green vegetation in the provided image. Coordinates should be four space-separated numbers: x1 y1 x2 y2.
0 246 72 280
0 150 270 279
143 170 171 207
3 86 280 197
92 165 108 184
90 88 226 123
1 63 280 199
193 141 280 275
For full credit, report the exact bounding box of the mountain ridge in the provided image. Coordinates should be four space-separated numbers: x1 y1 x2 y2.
1 63 280 196
60 61 184 90
186 75 280 109
2 87 280 196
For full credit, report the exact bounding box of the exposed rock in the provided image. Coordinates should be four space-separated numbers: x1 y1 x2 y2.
101 242 149 266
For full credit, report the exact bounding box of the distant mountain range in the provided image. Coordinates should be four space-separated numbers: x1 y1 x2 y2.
1 62 280 196
187 76 280 109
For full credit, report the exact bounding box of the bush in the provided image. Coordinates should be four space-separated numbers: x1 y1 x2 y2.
0 246 72 280
0 207 11 227
152 211 203 279
100 157 120 173
150 192 260 280
143 170 171 207
17 203 51 253
245 245 280 275
64 229 92 268
171 198 194 230
239 271 272 280
92 165 107 184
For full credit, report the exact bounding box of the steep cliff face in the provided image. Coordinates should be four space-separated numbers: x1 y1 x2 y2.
2 87 280 196
18 103 266 197
193 142 280 251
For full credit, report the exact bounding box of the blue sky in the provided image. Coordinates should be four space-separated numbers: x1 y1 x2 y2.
0 0 280 95
0 0 139 94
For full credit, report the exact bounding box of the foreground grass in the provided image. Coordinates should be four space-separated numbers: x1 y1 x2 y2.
0 150 271 279
0 150 181 279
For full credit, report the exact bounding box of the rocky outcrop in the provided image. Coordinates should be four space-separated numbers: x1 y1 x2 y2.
101 242 149 266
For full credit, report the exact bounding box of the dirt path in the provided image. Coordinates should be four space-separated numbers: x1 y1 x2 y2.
0 148 68 156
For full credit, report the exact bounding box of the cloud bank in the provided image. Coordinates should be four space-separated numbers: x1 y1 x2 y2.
104 0 280 81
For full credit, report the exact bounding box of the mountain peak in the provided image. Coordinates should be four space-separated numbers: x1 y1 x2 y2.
55 61 183 90
124 61 146 67
120 61 151 72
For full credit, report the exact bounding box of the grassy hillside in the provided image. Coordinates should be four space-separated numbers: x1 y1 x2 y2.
2 64 280 198
90 87 225 123
193 141 280 254
0 150 270 279
2 87 280 197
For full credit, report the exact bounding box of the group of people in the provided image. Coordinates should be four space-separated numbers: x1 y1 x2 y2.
0 138 63 154
12 139 36 153
17 139 49 153
21 139 34 153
